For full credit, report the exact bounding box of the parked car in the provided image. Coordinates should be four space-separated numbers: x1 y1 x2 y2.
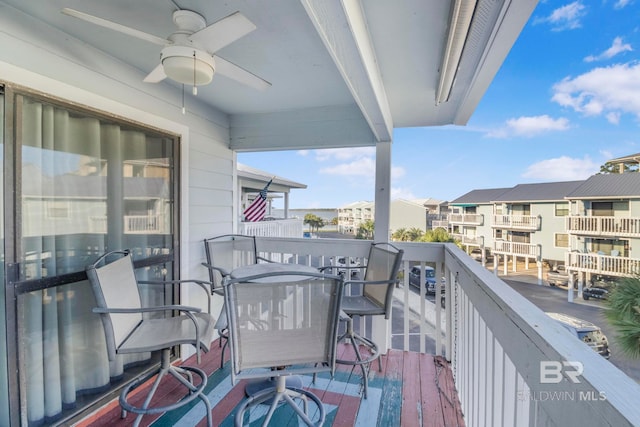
583 277 617 301
546 265 577 288
408 265 437 294
546 312 610 358
330 256 361 278
470 248 494 263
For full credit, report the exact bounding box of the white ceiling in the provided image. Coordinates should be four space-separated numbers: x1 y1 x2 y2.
1 0 538 148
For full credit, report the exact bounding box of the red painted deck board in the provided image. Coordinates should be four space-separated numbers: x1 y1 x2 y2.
75 340 465 426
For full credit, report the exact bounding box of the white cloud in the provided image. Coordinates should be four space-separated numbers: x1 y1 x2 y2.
297 150 310 156
614 0 632 9
606 111 621 124
487 115 570 138
521 156 599 180
319 157 405 180
313 147 376 162
536 1 587 31
584 37 632 62
551 62 640 121
391 187 417 200
320 157 375 177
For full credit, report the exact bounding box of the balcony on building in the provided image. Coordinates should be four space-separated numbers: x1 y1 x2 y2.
492 214 541 231
449 213 484 226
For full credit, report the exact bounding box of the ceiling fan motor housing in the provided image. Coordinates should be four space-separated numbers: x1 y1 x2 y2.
161 45 216 86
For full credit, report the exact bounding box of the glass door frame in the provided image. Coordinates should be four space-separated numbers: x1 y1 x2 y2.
2 83 182 425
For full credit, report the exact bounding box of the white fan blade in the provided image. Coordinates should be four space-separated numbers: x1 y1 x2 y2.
143 64 167 83
61 8 170 46
214 55 271 91
190 11 256 53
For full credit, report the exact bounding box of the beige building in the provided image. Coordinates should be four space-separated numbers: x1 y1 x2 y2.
339 198 444 236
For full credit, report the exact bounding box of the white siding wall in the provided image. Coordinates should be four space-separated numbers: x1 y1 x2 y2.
533 203 566 262
476 204 494 246
389 200 426 232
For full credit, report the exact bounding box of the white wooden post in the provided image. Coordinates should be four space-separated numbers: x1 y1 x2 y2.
284 192 290 219
373 140 392 352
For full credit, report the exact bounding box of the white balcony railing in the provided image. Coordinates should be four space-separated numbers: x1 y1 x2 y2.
89 215 164 234
252 237 640 427
125 215 162 234
452 234 481 245
567 216 640 237
493 240 540 257
432 219 450 229
567 252 640 277
449 213 483 225
492 214 540 230
239 218 303 238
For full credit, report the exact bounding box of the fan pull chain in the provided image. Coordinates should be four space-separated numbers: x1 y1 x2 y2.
192 51 198 96
182 84 186 115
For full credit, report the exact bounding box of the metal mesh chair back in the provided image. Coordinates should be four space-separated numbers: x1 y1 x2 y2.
204 234 258 288
86 250 142 360
362 243 403 318
224 272 343 383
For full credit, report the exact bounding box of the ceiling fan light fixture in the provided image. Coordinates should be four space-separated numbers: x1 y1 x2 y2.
161 46 215 86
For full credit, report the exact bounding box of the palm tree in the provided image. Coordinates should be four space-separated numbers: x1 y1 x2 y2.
392 228 408 241
605 276 640 359
357 219 374 240
407 227 424 242
303 213 325 233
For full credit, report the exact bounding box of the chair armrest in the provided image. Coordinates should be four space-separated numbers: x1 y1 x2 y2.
139 279 213 314
201 262 230 277
343 278 397 287
319 265 366 273
93 304 202 314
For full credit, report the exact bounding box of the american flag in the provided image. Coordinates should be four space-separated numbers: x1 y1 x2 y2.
243 179 272 222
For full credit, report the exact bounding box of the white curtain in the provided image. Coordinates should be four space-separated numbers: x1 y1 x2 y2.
20 99 158 424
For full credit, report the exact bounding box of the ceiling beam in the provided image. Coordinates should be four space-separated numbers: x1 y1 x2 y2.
300 0 393 142
229 104 376 152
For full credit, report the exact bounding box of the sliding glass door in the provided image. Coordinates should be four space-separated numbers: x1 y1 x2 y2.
0 87 8 426
4 90 180 425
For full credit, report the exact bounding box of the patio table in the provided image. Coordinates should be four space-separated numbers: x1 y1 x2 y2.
230 262 319 281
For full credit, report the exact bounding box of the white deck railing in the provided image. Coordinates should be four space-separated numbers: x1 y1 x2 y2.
452 234 482 245
432 219 449 229
567 252 640 277
89 215 164 234
253 237 640 427
567 216 640 237
449 213 484 225
493 241 540 257
492 214 540 230
239 218 303 238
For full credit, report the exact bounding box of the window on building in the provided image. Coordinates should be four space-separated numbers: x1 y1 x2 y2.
555 233 569 247
511 231 531 243
554 203 569 217
512 204 531 215
46 201 70 219
592 202 613 216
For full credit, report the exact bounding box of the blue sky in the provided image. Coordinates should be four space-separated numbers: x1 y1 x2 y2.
239 0 640 209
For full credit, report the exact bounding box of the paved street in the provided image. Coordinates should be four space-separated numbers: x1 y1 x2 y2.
503 277 640 383
388 271 640 383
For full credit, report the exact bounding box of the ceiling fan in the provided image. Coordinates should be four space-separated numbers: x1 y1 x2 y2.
61 7 271 94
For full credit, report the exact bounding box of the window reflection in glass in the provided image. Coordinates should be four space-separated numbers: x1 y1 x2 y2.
17 95 177 424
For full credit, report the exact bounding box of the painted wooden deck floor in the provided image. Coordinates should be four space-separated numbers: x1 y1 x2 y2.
76 339 465 426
